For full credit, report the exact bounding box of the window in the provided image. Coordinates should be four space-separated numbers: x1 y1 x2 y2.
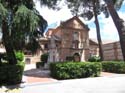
44 43 48 49
72 41 79 48
73 32 79 40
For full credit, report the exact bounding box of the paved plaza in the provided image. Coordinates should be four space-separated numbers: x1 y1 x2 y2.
22 64 125 93
1 64 125 93
22 74 125 93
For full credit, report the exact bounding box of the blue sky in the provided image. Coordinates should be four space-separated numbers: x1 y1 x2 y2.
87 1 125 41
35 0 125 42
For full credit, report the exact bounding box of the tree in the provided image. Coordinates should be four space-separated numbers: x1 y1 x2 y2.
92 0 104 61
104 0 125 61
65 0 108 61
0 0 56 64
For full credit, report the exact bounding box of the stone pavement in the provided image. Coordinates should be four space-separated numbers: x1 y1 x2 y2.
1 64 125 93
23 64 57 84
22 74 125 93
21 64 125 93
23 64 118 85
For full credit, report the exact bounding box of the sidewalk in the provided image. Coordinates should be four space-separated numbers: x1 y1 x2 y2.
1 73 125 93
23 64 57 84
23 64 118 85
22 66 125 93
22 74 125 93
1 64 125 93
24 72 116 84
100 72 116 77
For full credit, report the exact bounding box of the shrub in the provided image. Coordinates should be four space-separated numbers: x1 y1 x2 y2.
15 51 24 61
36 62 44 68
88 55 101 62
50 62 102 80
0 51 24 62
40 53 48 63
102 61 125 73
0 62 25 86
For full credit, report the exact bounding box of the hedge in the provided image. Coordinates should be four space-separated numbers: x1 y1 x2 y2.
88 55 101 62
0 62 25 86
36 62 44 68
41 53 48 62
50 62 102 80
102 61 125 73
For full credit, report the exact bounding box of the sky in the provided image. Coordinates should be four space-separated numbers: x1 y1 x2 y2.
35 0 125 42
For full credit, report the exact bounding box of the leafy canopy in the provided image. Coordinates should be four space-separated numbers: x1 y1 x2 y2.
65 0 109 20
0 0 49 53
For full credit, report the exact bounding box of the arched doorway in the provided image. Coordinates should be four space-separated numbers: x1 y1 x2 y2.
73 53 80 62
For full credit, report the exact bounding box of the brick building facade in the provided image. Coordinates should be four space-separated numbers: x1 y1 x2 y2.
45 16 99 62
103 41 123 61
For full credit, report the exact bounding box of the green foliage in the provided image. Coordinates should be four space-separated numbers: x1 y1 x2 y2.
50 62 102 79
112 0 124 10
0 3 7 19
0 52 24 62
15 51 24 61
14 5 39 32
41 53 48 62
88 55 101 62
25 38 41 54
66 0 109 19
36 62 44 68
0 62 25 86
39 0 61 10
102 61 125 73
0 0 49 64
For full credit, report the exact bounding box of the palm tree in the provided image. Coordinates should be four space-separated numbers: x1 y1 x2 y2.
104 0 125 61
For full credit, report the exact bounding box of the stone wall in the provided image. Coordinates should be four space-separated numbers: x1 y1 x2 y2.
25 55 41 64
102 42 123 61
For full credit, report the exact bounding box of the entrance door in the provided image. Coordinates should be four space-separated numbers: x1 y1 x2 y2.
74 53 80 62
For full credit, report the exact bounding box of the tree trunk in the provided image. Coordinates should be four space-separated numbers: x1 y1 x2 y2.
2 20 17 64
105 0 125 61
93 1 104 61
94 16 104 61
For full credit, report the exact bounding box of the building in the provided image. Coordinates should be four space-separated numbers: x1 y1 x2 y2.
0 16 99 63
45 16 99 62
102 41 123 61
